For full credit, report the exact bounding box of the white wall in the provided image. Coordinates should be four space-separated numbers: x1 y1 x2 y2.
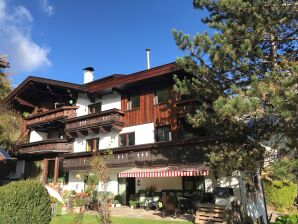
66 167 131 195
29 130 48 142
76 92 121 118
204 170 241 202
73 131 118 153
136 177 182 192
76 93 90 116
99 131 118 149
66 171 85 192
101 93 121 111
120 123 155 145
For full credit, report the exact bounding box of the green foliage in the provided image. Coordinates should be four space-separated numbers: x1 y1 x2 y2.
0 180 52 224
0 71 11 102
128 200 137 208
268 158 298 182
90 149 113 224
50 196 59 204
272 215 298 224
264 180 297 211
172 0 298 173
0 107 23 151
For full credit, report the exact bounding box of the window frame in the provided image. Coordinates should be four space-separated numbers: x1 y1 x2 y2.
86 138 99 152
156 125 172 142
88 102 102 114
127 95 140 110
119 132 135 147
154 88 169 105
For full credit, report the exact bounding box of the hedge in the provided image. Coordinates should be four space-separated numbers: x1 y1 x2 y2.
264 180 297 211
272 215 298 224
0 180 51 224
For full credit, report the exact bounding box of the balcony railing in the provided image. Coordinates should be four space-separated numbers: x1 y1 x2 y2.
64 109 125 133
62 140 209 170
16 138 73 154
24 106 78 127
175 99 200 116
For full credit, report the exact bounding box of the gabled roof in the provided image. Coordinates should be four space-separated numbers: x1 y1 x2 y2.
3 62 179 104
87 62 178 93
3 76 89 104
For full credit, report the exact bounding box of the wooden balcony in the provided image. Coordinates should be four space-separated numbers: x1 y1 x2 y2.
16 138 73 154
62 139 209 170
24 106 78 128
175 99 200 116
64 109 125 136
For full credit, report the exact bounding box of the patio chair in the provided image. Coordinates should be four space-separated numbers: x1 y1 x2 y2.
161 193 179 218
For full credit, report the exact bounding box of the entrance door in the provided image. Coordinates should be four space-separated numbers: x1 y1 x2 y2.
126 178 136 205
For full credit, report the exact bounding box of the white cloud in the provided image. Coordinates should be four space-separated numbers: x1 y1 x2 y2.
0 0 51 73
39 0 54 16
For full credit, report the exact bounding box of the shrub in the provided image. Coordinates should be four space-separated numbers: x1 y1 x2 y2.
264 180 297 211
272 215 298 224
0 180 51 224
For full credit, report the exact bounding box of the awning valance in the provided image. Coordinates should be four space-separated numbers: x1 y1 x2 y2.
118 164 209 178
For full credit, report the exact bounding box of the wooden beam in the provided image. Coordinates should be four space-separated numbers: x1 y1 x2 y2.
87 128 99 135
14 96 36 108
54 157 59 184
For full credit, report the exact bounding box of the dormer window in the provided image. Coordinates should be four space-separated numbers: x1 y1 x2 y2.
127 95 140 110
88 102 102 114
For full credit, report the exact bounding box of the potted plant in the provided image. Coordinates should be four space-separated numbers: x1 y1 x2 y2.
129 200 137 209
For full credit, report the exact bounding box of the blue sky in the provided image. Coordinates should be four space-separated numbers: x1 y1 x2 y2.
0 0 209 85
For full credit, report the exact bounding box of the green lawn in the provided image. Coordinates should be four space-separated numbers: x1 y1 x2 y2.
51 214 192 224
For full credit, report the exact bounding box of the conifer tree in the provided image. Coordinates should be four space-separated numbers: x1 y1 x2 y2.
172 0 297 174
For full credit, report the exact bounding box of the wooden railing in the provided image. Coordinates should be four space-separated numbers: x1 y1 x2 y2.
62 140 208 170
175 99 200 116
24 106 78 127
64 109 125 131
16 138 73 153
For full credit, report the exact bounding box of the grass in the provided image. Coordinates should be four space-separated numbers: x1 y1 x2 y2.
51 214 192 224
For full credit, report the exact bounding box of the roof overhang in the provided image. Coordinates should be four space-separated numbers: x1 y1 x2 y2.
2 76 88 105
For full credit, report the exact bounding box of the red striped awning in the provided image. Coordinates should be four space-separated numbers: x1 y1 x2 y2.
118 164 209 178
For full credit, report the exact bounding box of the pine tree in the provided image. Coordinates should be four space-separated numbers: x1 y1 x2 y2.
0 55 23 151
172 0 297 175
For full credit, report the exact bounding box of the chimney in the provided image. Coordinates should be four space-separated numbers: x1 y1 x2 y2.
146 49 150 69
83 67 94 84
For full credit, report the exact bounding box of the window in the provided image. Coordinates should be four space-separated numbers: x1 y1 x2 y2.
182 176 205 191
156 126 172 142
119 132 135 147
154 88 169 104
86 138 99 152
88 102 102 114
127 95 140 110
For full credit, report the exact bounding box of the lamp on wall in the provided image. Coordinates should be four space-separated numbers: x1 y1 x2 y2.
137 179 141 186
